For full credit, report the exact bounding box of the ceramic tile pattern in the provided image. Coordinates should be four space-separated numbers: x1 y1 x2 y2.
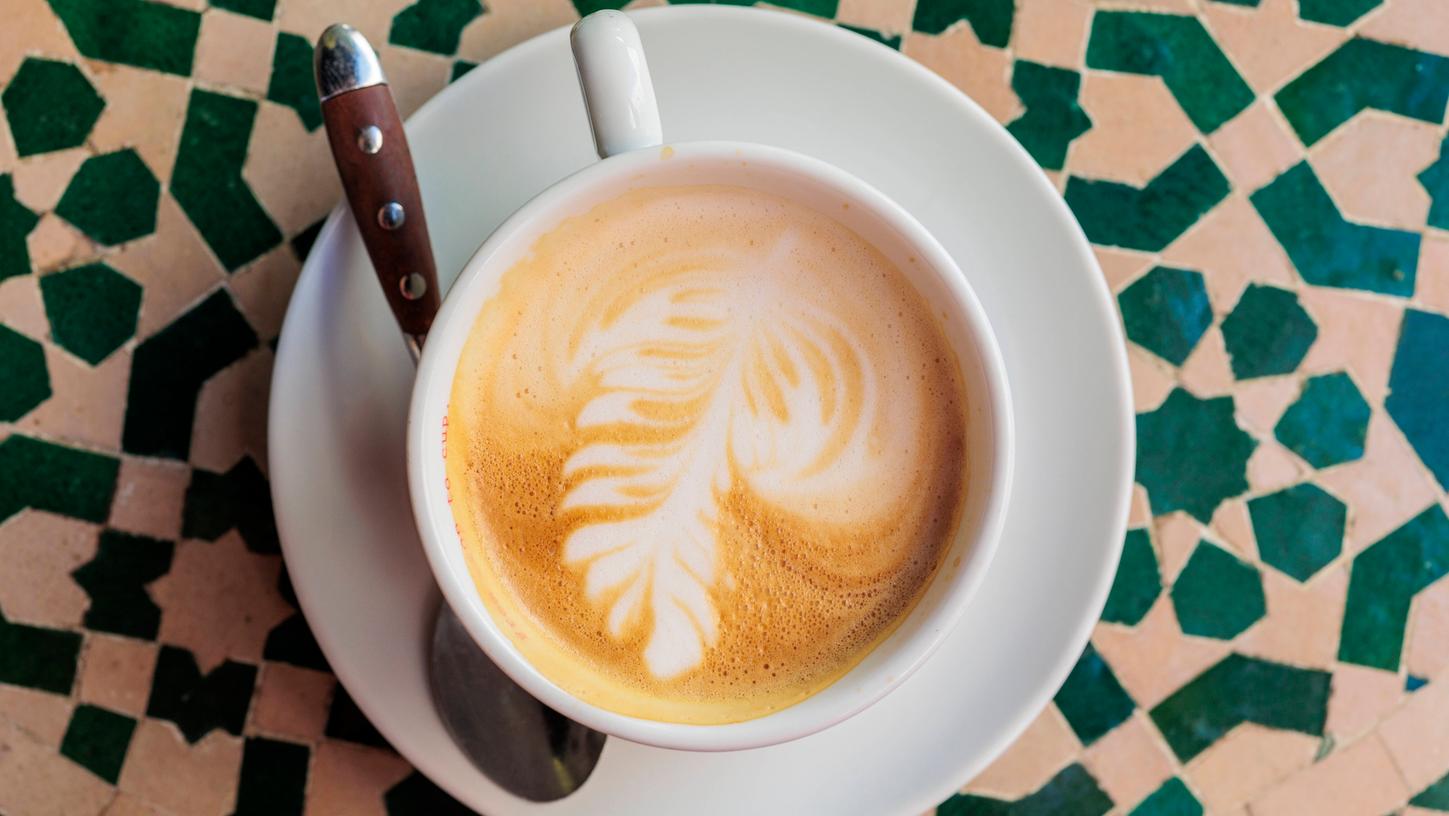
0 0 1446 812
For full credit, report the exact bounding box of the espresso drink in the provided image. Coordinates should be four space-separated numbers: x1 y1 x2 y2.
446 184 970 724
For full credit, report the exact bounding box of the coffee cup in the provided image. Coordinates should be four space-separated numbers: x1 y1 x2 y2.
408 10 1014 752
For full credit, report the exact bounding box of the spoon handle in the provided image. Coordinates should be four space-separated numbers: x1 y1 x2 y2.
315 24 440 353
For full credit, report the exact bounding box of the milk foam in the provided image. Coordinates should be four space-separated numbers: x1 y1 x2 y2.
446 185 970 722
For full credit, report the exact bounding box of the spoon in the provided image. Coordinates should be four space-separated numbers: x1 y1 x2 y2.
313 23 606 801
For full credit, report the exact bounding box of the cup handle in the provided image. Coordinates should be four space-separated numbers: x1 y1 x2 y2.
571 10 663 158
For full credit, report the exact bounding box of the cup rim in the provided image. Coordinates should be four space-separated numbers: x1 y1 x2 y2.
407 139 1015 751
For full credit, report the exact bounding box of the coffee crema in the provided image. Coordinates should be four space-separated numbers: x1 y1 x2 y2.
446 184 970 724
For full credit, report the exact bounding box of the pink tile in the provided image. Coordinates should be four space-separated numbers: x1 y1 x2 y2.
1407 578 1449 679
102 792 171 816
902 27 1019 124
1094 247 1154 293
1319 414 1439 554
1251 734 1408 816
229 247 301 343
1081 715 1176 808
1211 498 1258 561
110 196 225 341
1247 440 1306 493
305 740 412 816
1128 344 1175 413
0 719 113 816
0 510 98 628
1129 484 1152 528
1155 512 1203 582
966 707 1081 797
1312 114 1439 230
0 274 48 340
240 104 340 237
1239 568 1347 668
0 0 83 79
1360 0 1449 57
458 0 579 63
249 664 335 743
1380 667 1449 790
188 348 272 474
119 722 242 816
1069 73 1197 187
1184 723 1320 813
1326 663 1406 741
377 45 452 120
88 65 190 186
191 9 275 95
108 456 189 541
1201 0 1348 93
78 635 159 718
1011 0 1090 68
1179 328 1234 398
1093 600 1232 708
1161 196 1297 316
1298 286 1404 404
0 684 73 748
1235 377 1302 435
1415 234 1449 316
27 214 95 274
15 345 130 451
10 148 88 212
1207 103 1303 193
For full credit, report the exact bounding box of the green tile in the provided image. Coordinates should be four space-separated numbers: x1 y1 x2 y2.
1421 136 1449 231
1135 389 1256 522
1251 162 1418 297
1171 541 1265 639
1065 146 1229 252
1149 654 1329 761
1248 483 1346 582
289 218 325 262
840 24 902 50
1085 11 1252 134
1118 266 1211 366
1386 310 1449 490
0 325 51 422
449 59 478 82
1220 284 1317 380
1276 39 1449 146
47 0 200 76
1128 778 1202 816
59 704 136 783
765 0 837 15
1102 529 1160 626
146 645 256 743
1339 505 1449 670
55 150 160 246
1407 674 1428 692
1299 0 1382 24
326 686 389 749
1275 372 1370 468
0 611 82 694
170 89 282 271
1211 0 1258 4
122 289 258 459
1411 769 1449 810
0 175 40 281
40 263 142 365
71 530 173 640
385 772 476 816
1054 643 1135 744
571 0 629 12
389 0 484 55
0 435 118 524
266 33 322 132
1 58 105 157
1005 61 1092 171
911 0 1012 46
236 737 309 816
184 456 278 554
212 0 275 21
937 764 1113 816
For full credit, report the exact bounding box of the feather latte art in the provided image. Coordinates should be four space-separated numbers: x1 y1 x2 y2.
445 185 971 724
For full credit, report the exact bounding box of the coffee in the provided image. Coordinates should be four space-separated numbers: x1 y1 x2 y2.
446 184 970 724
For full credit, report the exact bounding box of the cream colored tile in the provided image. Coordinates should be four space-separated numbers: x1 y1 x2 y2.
1210 498 1257 561
278 0 392 50
27 214 95 274
1380 668 1449 791
305 740 412 816
1407 578 1449 680
1093 601 1232 708
241 104 340 238
1246 440 1305 493
965 707 1081 797
1238 567 1347 669
1161 196 1296 316
1081 715 1175 808
249 663 335 742
1069 74 1197 187
110 195 226 340
1319 414 1439 554
108 457 189 541
229 247 301 342
0 510 97 628
119 722 243 816
1128 344 1175 413
192 9 276 95
1297 288 1403 405
0 274 48 340
88 65 190 186
1251 734 1408 816
10 148 88 212
1184 724 1320 813
0 719 113 816
103 793 173 816
1094 246 1153 294
189 347 272 474
1312 113 1439 230
1326 663 1405 741
78 634 160 718
1129 484 1152 528
835 0 914 36
1360 0 1449 56
0 0 81 79
902 28 1019 124
16 344 129 451
0 684 74 747
1012 0 1091 68
152 533 290 673
1234 377 1301 436
1179 328 1234 398
458 0 579 63
1200 0 1348 94
1418 234 1449 315
1208 102 1302 194
377 45 451 119
1155 512 1201 582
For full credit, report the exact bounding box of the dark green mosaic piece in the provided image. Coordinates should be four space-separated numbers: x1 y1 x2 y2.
937 764 1113 816
55 150 160 246
122 289 258 460
0 175 39 281
1128 778 1202 816
72 530 173 640
235 737 309 816
1251 162 1418 297
840 24 901 50
184 456 278 554
1006 62 1091 171
0 611 82 695
1299 0 1382 25
1085 11 1252 133
39 263 142 365
1171 541 1265 639
170 90 282 271
47 0 200 77
1220 284 1317 380
265 570 331 672
1 58 105 157
59 704 136 784
1102 529 1160 626
385 772 475 816
0 434 118 524
1248 483 1345 582
449 59 478 82
1275 372 1370 468
145 645 256 743
1149 653 1329 761
267 33 322 131
1211 0 1259 5
290 219 325 262
572 0 629 13
389 0 483 55
1412 769 1449 810
1339 504 1449 670
1386 310 1449 490
911 0 1011 46
1136 389 1256 522
212 0 275 21
1421 137 1449 231
1118 266 1211 366
0 325 51 422
1276 39 1449 146
768 0 840 16
1065 146 1229 252
1054 643 1135 745
326 686 390 749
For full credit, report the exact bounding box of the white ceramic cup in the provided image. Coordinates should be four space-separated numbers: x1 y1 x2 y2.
408 10 1014 752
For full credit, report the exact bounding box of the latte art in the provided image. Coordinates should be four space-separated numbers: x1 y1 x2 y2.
447 185 970 723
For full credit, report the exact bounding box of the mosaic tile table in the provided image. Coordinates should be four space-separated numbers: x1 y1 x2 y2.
1 0 1448 813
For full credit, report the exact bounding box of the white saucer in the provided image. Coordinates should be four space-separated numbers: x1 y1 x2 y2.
269 8 1132 814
